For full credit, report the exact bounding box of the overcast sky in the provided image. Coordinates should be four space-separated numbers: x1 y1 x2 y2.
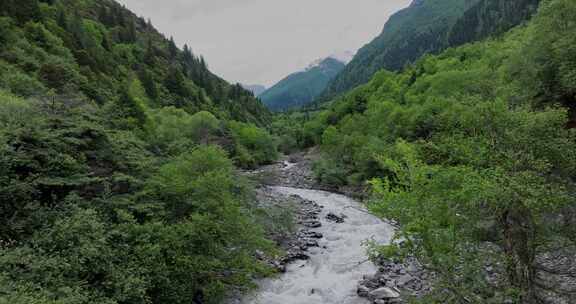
116 0 412 87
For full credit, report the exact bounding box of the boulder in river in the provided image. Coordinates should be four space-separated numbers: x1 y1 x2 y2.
302 220 322 228
357 284 370 297
326 212 346 223
370 286 401 299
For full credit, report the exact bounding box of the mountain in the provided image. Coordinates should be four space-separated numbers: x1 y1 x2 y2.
318 0 540 102
447 0 540 45
0 1 281 303
0 0 271 126
242 84 267 96
300 0 576 302
260 56 348 111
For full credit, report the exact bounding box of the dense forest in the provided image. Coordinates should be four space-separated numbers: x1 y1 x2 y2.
317 0 540 103
0 0 281 303
0 0 271 125
283 0 576 302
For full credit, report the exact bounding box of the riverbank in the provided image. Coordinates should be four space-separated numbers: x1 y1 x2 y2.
255 153 576 304
237 152 434 304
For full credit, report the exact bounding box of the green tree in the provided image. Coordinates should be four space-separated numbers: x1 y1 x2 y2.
168 36 178 59
138 68 158 100
0 0 40 24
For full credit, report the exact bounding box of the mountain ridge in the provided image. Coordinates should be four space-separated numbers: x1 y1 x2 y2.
260 56 347 111
317 0 540 103
241 84 267 96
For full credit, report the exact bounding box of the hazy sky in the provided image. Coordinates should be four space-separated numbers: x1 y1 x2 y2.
116 0 411 87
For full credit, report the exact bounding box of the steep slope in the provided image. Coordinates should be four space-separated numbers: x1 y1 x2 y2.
242 84 267 96
300 0 576 302
0 0 271 126
318 0 540 102
447 0 540 45
261 57 346 111
0 1 281 303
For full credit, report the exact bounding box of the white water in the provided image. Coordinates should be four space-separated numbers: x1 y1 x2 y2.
242 186 394 304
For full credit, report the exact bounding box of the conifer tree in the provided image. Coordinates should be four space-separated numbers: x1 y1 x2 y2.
139 68 158 100
125 18 137 43
70 13 92 51
168 36 178 59
165 65 189 98
56 5 67 28
101 34 112 51
1 0 41 24
144 36 155 65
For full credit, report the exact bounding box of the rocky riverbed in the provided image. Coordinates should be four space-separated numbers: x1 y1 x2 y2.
239 152 576 304
246 151 318 189
236 153 434 304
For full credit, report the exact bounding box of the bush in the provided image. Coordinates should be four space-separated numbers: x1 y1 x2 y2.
0 68 46 97
142 145 273 302
228 121 278 168
147 108 222 156
312 159 348 187
0 92 276 304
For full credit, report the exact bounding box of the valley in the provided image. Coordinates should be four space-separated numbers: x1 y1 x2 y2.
1 0 576 303
235 154 432 304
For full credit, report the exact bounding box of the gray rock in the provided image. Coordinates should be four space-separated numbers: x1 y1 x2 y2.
396 274 414 287
302 221 321 228
370 287 400 299
326 212 346 223
357 285 370 297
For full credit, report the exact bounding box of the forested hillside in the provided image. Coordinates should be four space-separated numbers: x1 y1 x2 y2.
317 0 540 102
0 1 281 303
260 57 345 112
447 0 540 46
0 0 271 125
294 0 576 301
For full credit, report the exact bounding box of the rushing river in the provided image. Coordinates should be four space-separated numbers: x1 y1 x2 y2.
241 186 395 304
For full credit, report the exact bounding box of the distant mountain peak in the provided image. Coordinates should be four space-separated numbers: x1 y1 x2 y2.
261 56 347 111
305 58 326 71
304 51 356 72
241 84 267 96
328 50 356 64
410 0 426 7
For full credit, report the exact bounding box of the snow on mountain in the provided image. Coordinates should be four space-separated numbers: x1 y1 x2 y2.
303 50 356 72
241 84 267 96
329 50 356 64
304 58 326 71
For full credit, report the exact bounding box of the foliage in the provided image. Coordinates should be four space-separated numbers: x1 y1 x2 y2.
269 111 318 153
0 87 277 303
0 0 271 126
147 108 222 156
308 0 576 302
318 0 540 102
140 146 274 302
228 121 278 168
0 0 281 302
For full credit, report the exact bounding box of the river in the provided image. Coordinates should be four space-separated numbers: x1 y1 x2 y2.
240 186 395 304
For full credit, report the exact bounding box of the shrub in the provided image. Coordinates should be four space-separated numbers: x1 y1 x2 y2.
0 69 46 97
228 121 278 168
